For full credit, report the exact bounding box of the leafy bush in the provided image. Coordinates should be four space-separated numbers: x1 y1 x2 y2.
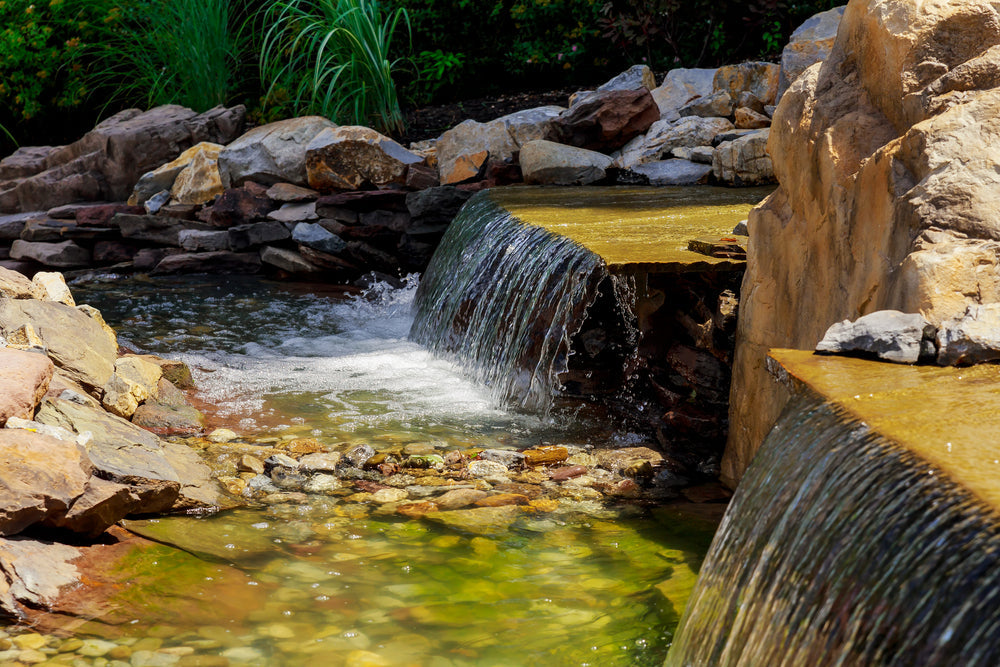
258 0 411 135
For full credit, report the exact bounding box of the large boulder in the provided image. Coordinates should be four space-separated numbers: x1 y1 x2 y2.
778 6 846 101
129 141 222 206
305 126 423 190
520 140 613 185
0 105 245 213
714 62 781 106
651 68 720 121
552 89 660 153
712 129 774 185
435 119 519 185
217 116 336 188
0 299 117 392
726 0 1000 485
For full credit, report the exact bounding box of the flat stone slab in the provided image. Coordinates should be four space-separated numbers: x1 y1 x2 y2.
488 185 770 274
768 348 1000 511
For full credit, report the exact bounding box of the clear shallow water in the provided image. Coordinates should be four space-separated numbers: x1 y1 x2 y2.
51 275 720 667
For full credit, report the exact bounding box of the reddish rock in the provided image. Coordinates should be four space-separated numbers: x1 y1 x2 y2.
93 240 139 264
76 204 143 227
131 400 205 436
552 88 660 152
521 446 569 467
397 501 438 519
0 348 54 426
196 187 277 228
550 465 588 481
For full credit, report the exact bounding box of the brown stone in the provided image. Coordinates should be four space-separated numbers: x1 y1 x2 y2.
0 266 34 298
432 488 487 510
0 348 54 426
474 493 530 508
275 438 329 455
266 182 319 202
396 501 438 519
306 126 424 191
552 88 660 152
151 251 262 275
195 187 277 228
550 465 588 481
714 62 781 106
521 446 569 467
734 107 771 129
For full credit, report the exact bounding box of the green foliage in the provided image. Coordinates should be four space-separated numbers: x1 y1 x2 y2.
258 0 410 136
81 0 244 112
0 0 110 123
410 49 464 104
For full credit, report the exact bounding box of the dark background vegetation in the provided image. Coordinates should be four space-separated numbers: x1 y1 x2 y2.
0 0 840 156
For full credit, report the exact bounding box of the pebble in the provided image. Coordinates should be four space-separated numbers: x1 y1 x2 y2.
79 639 118 657
372 488 409 503
238 455 265 475
550 465 588 481
13 634 48 650
207 429 239 443
298 452 342 473
130 649 181 666
466 460 508 479
303 474 342 494
221 647 265 663
17 648 47 664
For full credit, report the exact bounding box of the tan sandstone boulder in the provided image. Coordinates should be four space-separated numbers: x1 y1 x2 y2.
725 0 1000 485
305 126 424 190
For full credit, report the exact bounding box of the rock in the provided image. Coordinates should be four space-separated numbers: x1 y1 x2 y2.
497 106 565 146
522 446 568 466
436 119 519 185
35 398 180 513
162 442 221 510
778 6 846 101
816 310 936 364
477 449 526 469
260 246 322 274
266 183 318 202
689 146 715 164
936 304 1000 365
0 299 116 391
734 107 771 129
298 452 342 473
651 68 718 120
29 272 74 306
726 0 1000 485
423 505 521 536
552 88 660 152
475 493 530 507
0 537 84 616
433 488 488 510
405 163 440 190
131 400 205 436
179 229 230 252
292 222 347 254
0 348 53 426
519 140 613 185
712 129 774 185
228 221 291 250
467 460 509 480
46 476 135 537
0 146 55 180
1 105 245 213
197 186 278 227
406 186 473 226
0 429 91 535
267 202 317 224
598 64 656 93
170 142 225 205
145 189 172 214
0 212 36 240
305 126 424 190
631 160 713 185
130 142 219 206
10 239 90 267
343 444 375 468
616 117 734 169
218 116 336 188
0 267 34 298
737 91 767 114
116 214 212 246
550 465 588 481
372 488 409 504
679 91 734 118
151 251 262 275
713 61 781 106
207 428 238 443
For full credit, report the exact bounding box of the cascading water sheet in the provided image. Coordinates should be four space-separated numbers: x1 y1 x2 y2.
666 394 1000 667
410 191 608 412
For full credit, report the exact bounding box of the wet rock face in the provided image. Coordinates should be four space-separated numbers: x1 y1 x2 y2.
727 0 1000 485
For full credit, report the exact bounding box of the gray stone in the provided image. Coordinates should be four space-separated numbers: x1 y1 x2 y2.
292 222 346 254
343 444 375 468
406 186 474 226
0 212 38 240
936 304 1000 366
116 214 212 246
0 299 116 391
218 116 336 188
650 68 717 121
268 202 318 224
259 246 321 274
298 452 342 473
598 64 656 93
179 229 229 252
679 91 734 118
778 6 846 101
228 221 290 250
631 159 713 185
519 140 612 185
477 449 526 469
616 116 734 169
467 460 509 479
151 251 262 275
436 119 519 185
10 240 90 267
712 128 775 185
497 106 565 147
816 310 936 364
689 145 715 164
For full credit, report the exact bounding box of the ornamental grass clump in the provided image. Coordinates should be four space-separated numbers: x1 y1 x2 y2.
259 0 410 136
83 0 244 112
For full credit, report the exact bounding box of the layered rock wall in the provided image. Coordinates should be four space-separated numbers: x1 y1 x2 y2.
725 0 1000 484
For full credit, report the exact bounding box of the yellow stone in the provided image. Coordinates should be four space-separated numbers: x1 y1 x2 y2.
12 633 47 650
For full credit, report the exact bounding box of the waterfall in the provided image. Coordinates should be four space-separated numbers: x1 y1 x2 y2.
409 191 608 412
665 394 1000 666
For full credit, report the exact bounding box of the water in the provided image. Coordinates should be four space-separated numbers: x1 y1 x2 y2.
666 394 1000 667
47 274 721 667
411 193 609 413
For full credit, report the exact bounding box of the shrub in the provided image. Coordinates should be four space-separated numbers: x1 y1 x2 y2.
258 0 411 136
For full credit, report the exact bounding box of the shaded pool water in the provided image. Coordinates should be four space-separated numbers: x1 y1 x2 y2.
42 275 722 667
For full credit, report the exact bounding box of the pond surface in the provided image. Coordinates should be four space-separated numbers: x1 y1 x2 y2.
24 274 723 667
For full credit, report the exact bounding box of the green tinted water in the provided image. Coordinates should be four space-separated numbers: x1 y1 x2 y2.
29 275 723 667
